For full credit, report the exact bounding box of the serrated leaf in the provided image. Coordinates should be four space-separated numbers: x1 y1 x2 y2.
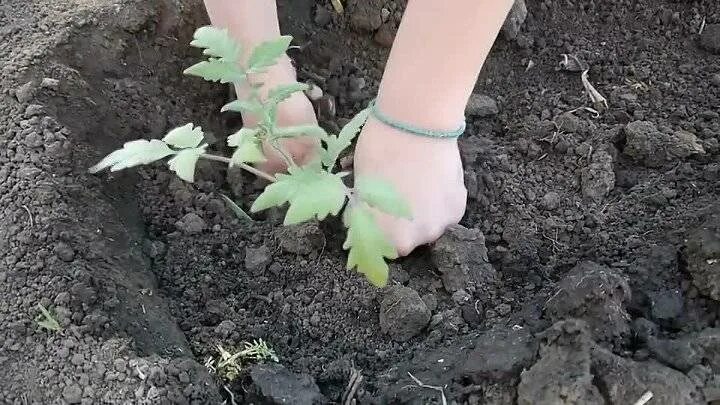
221 99 264 114
355 177 411 219
162 123 204 148
36 304 62 332
89 139 175 173
343 205 397 287
250 167 347 225
272 125 328 141
168 145 206 182
190 26 242 62
322 107 370 168
267 83 309 105
184 59 246 83
221 194 253 223
228 128 265 165
247 36 292 72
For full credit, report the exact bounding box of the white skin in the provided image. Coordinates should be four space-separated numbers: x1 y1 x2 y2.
203 0 514 256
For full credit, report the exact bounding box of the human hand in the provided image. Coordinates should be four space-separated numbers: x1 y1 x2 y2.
235 57 319 174
353 118 467 256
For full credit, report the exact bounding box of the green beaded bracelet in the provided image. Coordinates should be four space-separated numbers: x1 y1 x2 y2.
368 99 466 139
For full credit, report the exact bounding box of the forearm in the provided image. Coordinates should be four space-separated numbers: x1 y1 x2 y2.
377 0 514 130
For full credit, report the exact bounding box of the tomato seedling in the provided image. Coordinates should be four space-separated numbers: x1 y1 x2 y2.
90 26 410 286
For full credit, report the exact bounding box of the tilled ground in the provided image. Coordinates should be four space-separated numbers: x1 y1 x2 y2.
2 0 720 403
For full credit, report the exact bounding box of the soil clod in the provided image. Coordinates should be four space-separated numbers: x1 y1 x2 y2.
379 286 431 342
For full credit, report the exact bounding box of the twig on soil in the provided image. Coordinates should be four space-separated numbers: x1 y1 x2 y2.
21 205 33 227
331 0 344 13
223 385 238 405
342 367 363 405
699 17 706 35
632 391 653 405
581 70 608 111
406 372 447 405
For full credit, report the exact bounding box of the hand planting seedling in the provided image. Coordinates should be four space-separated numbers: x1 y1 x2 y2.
89 26 410 287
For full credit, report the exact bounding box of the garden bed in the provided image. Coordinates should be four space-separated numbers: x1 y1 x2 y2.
1 0 720 403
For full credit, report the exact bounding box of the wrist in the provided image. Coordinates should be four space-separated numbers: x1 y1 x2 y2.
375 91 466 133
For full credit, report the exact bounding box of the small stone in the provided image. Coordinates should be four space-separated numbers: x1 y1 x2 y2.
113 358 127 373
215 320 236 338
24 104 44 117
175 213 206 235
54 242 75 262
374 23 395 48
278 223 325 255
380 8 390 22
348 77 366 91
466 94 499 117
541 192 561 210
15 81 36 102
349 4 382 32
23 131 44 148
712 74 720 87
245 246 271 275
309 312 321 326
70 353 85 366
501 0 528 40
63 384 83 404
379 286 431 342
54 292 70 305
700 24 720 54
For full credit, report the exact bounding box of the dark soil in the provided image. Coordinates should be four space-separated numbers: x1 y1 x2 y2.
2 0 720 403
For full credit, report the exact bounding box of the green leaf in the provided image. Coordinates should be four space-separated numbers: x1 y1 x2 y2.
272 125 328 140
184 59 246 84
355 177 411 219
247 36 292 72
162 123 204 149
267 83 309 105
36 304 62 332
343 205 397 287
228 128 266 165
250 167 347 225
322 107 370 168
189 26 242 62
167 145 206 182
221 194 253 223
221 99 264 114
89 139 175 173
